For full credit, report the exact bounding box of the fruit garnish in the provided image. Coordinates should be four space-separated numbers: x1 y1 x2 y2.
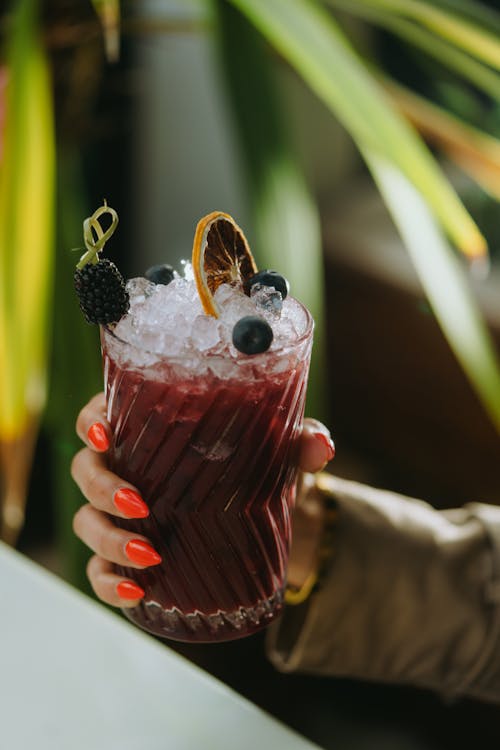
145 264 175 286
75 259 129 325
192 211 258 318
232 316 273 355
74 202 129 325
244 269 289 300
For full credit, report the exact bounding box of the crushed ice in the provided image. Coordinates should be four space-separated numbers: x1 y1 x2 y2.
112 264 309 369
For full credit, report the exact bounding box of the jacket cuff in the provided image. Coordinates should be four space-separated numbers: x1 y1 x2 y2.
267 475 500 703
461 502 500 703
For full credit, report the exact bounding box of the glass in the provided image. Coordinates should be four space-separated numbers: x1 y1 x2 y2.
101 304 313 643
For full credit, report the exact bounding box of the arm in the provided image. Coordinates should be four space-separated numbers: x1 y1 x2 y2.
267 474 500 704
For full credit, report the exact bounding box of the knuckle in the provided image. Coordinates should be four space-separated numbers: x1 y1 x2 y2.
72 504 88 538
86 554 98 581
84 465 103 503
108 524 129 557
76 407 89 436
90 392 106 410
86 558 106 601
96 518 119 561
70 449 85 481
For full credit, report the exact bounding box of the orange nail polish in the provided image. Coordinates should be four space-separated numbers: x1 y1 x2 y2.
313 432 335 463
87 422 110 451
125 539 162 567
113 488 149 518
116 581 145 600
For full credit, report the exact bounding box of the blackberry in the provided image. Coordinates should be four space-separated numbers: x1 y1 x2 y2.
74 258 129 325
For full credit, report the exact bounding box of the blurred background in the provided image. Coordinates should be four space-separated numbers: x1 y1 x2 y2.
2 0 500 747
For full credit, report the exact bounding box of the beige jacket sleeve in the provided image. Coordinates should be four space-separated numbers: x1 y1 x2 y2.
266 474 500 704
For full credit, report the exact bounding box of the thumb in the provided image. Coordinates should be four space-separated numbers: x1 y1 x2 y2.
299 419 335 474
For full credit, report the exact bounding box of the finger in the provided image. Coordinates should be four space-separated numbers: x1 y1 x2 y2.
71 447 149 519
299 418 335 473
87 555 145 608
73 504 162 569
76 392 111 452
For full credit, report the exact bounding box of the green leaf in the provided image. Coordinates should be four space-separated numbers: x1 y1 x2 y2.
428 0 500 31
381 77 500 200
0 0 55 541
0 0 55 440
366 151 500 432
92 0 121 62
361 0 500 71
327 0 500 102
213 1 327 417
226 0 485 259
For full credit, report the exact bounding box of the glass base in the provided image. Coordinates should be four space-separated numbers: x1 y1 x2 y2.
122 589 284 643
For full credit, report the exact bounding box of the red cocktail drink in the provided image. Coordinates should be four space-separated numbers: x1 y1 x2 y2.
101 286 312 643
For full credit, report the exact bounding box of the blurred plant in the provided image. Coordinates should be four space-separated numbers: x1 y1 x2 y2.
222 0 500 431
0 0 104 582
214 2 327 417
92 0 120 62
0 0 54 544
3 0 500 566
43 2 112 585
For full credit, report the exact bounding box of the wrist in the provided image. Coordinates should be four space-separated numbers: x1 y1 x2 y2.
287 479 325 590
285 473 337 605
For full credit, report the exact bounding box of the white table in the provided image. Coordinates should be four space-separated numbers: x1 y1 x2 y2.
0 542 322 750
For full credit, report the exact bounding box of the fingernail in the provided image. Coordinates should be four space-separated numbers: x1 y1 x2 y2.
125 539 162 567
116 581 145 600
313 432 335 463
113 488 149 518
87 422 109 451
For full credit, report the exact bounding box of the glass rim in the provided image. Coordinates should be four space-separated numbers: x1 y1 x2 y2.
101 297 314 366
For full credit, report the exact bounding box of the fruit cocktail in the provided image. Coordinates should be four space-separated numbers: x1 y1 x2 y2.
75 207 313 642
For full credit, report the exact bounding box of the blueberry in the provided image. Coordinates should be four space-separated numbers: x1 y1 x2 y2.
232 316 273 355
145 264 175 286
244 270 289 299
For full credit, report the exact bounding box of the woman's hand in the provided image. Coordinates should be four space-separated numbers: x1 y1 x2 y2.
71 393 335 608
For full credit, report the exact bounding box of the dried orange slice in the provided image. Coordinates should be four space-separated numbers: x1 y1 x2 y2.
192 211 258 317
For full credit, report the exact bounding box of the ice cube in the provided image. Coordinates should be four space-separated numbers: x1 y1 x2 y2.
160 332 186 358
126 277 156 304
282 297 308 337
136 326 163 354
190 315 222 351
272 317 298 349
214 283 237 307
169 277 201 307
250 283 283 321
180 260 194 281
216 283 256 326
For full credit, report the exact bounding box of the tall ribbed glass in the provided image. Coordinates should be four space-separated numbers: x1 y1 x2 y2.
101 306 313 643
